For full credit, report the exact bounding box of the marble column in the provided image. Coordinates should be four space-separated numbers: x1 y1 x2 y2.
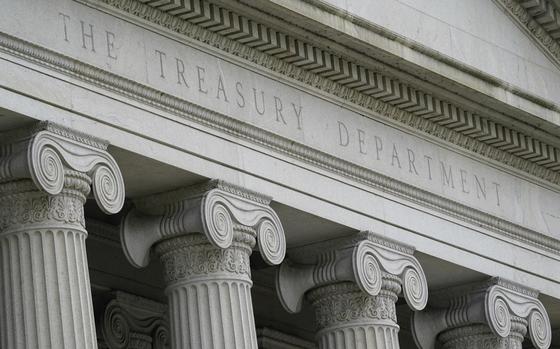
120 180 286 349
411 277 552 349
0 122 125 349
276 231 429 349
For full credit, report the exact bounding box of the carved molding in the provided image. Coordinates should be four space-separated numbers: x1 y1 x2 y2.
495 0 560 67
411 277 552 349
1 24 559 256
306 279 401 329
92 0 560 180
276 232 420 349
155 230 260 349
0 178 87 230
0 121 125 215
154 229 254 284
438 319 527 349
120 180 286 268
0 122 125 349
97 291 170 349
276 231 428 314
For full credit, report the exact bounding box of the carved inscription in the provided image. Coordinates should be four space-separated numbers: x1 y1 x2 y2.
152 48 304 131
43 3 560 237
59 12 118 60
337 121 502 207
54 8 507 209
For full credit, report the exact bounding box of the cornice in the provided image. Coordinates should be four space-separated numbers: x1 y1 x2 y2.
495 0 560 67
275 0 560 111
92 0 560 182
2 7 560 254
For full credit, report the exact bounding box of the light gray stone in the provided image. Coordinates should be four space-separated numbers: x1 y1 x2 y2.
411 278 552 349
0 122 125 349
277 231 428 348
120 181 286 349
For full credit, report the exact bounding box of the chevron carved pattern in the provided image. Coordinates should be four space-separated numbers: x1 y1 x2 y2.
138 0 560 173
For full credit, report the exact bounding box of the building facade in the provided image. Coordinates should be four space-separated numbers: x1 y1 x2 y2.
0 0 559 348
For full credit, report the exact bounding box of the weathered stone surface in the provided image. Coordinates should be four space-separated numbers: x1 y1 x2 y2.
0 0 558 243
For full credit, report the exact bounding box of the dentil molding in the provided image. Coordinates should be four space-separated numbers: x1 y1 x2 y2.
495 0 560 67
1 9 559 256
91 0 560 183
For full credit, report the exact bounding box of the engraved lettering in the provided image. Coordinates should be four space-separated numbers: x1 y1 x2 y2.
475 175 487 200
358 129 367 154
105 31 117 60
274 97 287 125
440 161 455 188
197 66 208 94
236 82 245 108
216 75 229 102
460 169 469 194
155 50 166 79
424 155 433 180
253 88 265 115
80 21 95 52
493 182 501 206
175 58 189 87
391 144 401 168
292 103 303 130
375 136 383 160
407 149 419 175
59 13 71 42
338 121 349 147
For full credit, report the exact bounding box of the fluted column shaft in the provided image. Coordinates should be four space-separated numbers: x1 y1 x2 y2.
155 228 257 349
0 174 97 349
308 276 401 349
276 232 429 349
0 122 125 349
120 180 286 349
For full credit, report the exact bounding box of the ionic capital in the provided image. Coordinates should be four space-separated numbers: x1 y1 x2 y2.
411 277 552 349
276 231 428 314
120 180 286 268
98 291 170 349
0 121 125 214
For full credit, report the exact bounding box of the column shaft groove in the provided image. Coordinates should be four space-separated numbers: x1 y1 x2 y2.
0 228 96 349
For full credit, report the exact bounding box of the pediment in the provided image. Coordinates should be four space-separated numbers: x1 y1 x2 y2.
494 0 560 71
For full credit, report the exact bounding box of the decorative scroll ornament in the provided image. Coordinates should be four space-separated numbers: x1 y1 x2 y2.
98 291 170 349
0 121 125 214
411 277 552 349
276 231 428 314
121 180 286 268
